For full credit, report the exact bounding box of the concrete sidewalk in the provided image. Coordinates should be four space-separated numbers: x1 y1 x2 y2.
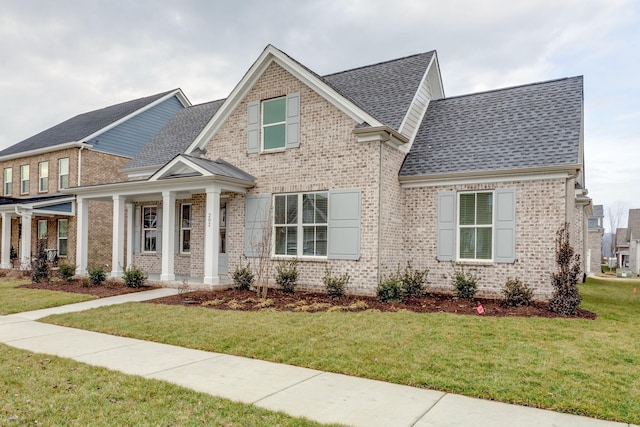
0 291 635 427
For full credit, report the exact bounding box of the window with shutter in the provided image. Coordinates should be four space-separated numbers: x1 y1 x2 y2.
247 93 300 153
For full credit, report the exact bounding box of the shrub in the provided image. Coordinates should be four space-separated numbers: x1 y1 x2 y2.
88 265 106 286
376 275 404 302
58 263 77 281
123 265 147 288
275 259 299 293
502 278 533 307
549 223 582 315
324 267 350 298
231 260 255 290
31 240 50 283
450 265 478 300
401 262 429 298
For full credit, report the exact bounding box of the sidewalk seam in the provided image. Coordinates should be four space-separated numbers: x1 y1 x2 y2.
251 371 325 404
410 392 448 426
143 354 225 376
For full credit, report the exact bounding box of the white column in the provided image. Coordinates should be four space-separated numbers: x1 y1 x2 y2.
1 213 12 268
76 197 89 275
111 195 125 278
203 184 220 285
126 202 133 269
160 191 176 281
20 211 32 269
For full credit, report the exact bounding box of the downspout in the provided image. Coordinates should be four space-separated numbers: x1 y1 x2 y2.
77 146 86 186
377 141 383 285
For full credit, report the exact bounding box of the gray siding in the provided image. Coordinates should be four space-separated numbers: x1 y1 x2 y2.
88 96 184 158
400 73 432 139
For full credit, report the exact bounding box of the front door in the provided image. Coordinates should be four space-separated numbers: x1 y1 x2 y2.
218 200 228 275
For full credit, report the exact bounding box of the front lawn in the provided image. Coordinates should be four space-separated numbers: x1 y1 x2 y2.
43 277 640 424
0 279 94 315
0 344 332 426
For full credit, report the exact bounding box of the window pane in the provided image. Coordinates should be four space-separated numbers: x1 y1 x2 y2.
476 193 493 225
38 221 47 239
263 123 285 150
58 220 68 238
59 239 67 257
59 158 69 174
315 193 328 223
459 228 476 259
275 226 287 255
143 207 157 229
263 98 286 125
316 225 327 256
182 205 191 228
476 228 492 259
182 229 191 252
274 195 286 224
303 194 314 223
286 194 297 224
459 194 475 225
144 230 156 252
303 226 315 256
286 226 297 255
60 175 69 189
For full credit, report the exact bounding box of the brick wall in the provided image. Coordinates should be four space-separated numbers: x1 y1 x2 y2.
587 229 603 273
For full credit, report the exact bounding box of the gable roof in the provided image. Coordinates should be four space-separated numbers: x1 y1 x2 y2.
148 154 255 183
588 204 604 230
0 89 186 158
616 227 629 248
124 100 225 171
400 76 584 178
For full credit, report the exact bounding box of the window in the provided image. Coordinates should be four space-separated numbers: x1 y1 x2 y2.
274 192 328 257
39 161 49 192
262 97 286 150
180 204 191 254
3 168 11 196
458 192 493 260
59 158 69 189
220 201 227 254
58 219 68 257
142 206 157 252
20 165 29 194
38 220 47 241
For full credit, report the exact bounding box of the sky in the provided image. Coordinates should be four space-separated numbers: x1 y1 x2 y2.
0 0 638 231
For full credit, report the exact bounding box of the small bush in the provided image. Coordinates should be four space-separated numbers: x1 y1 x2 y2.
231 260 255 290
58 263 77 282
450 265 478 300
123 265 147 288
31 241 50 284
324 267 350 298
376 275 404 302
88 265 106 286
502 278 533 307
401 262 429 298
275 259 299 293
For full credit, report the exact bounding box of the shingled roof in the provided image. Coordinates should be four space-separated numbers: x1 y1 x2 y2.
124 100 225 170
400 76 583 177
588 204 604 230
0 90 178 157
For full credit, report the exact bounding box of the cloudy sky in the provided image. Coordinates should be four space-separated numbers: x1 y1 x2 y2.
1 0 638 230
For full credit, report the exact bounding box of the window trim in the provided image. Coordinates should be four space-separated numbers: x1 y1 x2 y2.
180 203 191 254
261 96 287 151
273 191 328 259
38 161 49 193
3 167 12 196
57 219 68 257
58 158 70 190
37 219 47 241
20 164 30 195
142 205 158 253
456 190 494 262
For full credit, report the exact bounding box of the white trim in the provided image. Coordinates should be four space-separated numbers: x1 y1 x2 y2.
141 205 158 253
180 203 192 254
261 96 287 151
37 219 48 240
272 191 328 258
3 167 12 196
38 161 49 193
58 157 70 190
400 167 579 188
456 190 494 262
0 142 87 162
20 164 29 195
57 218 69 257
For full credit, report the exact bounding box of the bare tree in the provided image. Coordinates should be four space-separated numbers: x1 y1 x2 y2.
248 199 273 299
607 203 626 258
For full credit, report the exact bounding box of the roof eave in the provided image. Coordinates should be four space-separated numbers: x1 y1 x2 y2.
0 141 89 161
352 126 409 149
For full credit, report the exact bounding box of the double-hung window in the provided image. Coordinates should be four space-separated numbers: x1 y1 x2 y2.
274 192 328 257
180 204 191 254
262 97 287 150
58 219 68 257
3 168 12 196
458 192 493 260
39 161 49 192
59 158 69 189
38 220 47 241
142 206 158 252
20 165 29 194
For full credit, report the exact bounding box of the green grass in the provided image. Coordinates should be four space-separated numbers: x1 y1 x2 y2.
0 279 94 315
0 344 333 426
43 277 640 424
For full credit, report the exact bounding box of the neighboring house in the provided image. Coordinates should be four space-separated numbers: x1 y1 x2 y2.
586 204 604 274
615 227 629 268
69 44 588 299
619 209 640 275
0 89 189 269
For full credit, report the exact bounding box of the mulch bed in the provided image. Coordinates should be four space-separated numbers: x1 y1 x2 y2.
22 280 596 319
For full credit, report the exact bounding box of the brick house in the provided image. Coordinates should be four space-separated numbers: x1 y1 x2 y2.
0 89 189 269
70 45 588 299
587 204 604 274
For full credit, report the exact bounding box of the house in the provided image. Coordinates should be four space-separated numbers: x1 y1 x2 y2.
615 208 640 275
68 45 588 299
0 90 190 269
586 204 604 274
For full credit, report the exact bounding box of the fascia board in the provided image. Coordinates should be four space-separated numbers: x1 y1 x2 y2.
148 155 212 182
0 142 86 162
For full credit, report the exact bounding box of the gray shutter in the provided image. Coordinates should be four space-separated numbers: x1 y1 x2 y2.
494 188 516 263
156 207 162 254
174 204 180 255
328 188 361 260
437 191 456 261
245 194 271 257
285 92 300 149
247 101 260 154
133 206 141 253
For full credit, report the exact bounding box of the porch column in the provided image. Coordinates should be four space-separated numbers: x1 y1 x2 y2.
203 184 220 285
160 191 176 281
126 202 133 270
76 197 89 276
20 211 32 269
1 213 11 268
111 195 125 278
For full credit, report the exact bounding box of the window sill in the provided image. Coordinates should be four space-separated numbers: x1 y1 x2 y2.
260 148 287 155
271 255 328 263
455 260 494 266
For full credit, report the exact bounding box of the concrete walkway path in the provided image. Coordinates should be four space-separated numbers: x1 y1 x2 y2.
0 290 635 427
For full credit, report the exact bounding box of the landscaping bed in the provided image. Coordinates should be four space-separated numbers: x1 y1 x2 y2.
20 279 159 298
